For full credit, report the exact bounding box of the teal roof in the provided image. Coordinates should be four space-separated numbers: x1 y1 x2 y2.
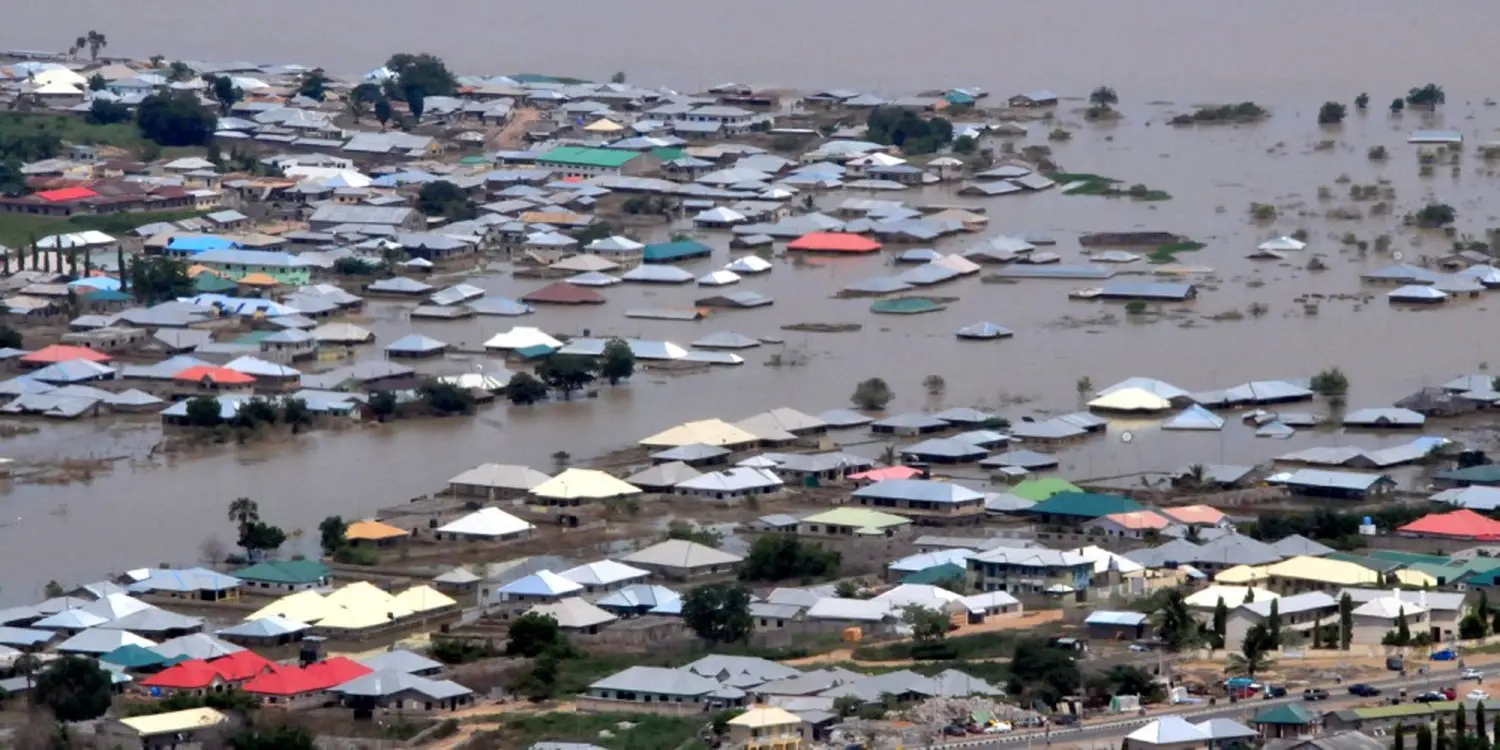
514 344 557 359
537 146 639 169
650 147 686 162
1410 562 1472 584
231 331 276 345
1368 550 1449 566
902 563 967 586
232 559 330 585
194 274 238 293
1026 492 1144 519
870 297 946 315
84 288 131 302
642 240 713 262
1436 465 1500 485
99 644 183 669
1253 703 1313 725
1325 552 1403 573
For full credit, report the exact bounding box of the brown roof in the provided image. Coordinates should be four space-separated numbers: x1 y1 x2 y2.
520 282 607 305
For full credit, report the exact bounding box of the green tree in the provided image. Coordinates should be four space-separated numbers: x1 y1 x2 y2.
374 97 394 128
86 95 137 124
0 325 21 350
184 395 223 427
87 73 105 91
385 52 458 99
1318 101 1348 125
44 580 65 598
1309 367 1350 397
318 515 346 556
1416 203 1458 228
506 612 572 657
369 390 399 420
0 160 27 197
12 653 40 693
517 647 562 699
239 521 287 556
82 30 107 61
209 76 241 115
1339 593 1354 649
1355 92 1370 110
34 655 111 721
1089 86 1118 110
1212 596 1229 648
1008 638 1082 706
418 379 476 415
901 605 950 642
1406 84 1446 110
1267 598 1282 646
281 397 312 431
834 579 861 598
1462 613 1489 640
851 377 894 410
506 371 548 406
739 535 840 582
536 355 597 399
296 69 329 101
228 496 259 531
952 135 977 155
405 84 426 121
1391 98 1406 113
128 255 193 303
611 71 627 84
665 520 721 548
865 107 954 155
600 338 636 385
137 91 218 146
1151 589 1200 651
1227 623 1276 677
416 180 477 221
228 726 317 750
681 582 753 644
1397 606 1412 643
1417 725 1433 750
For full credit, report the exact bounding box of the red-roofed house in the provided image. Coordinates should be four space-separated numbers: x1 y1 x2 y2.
786 232 881 254
243 657 373 707
1157 504 1229 528
303 656 372 688
36 186 99 203
140 660 228 697
173 365 256 391
1086 510 1173 540
20 344 113 366
210 650 280 682
1398 509 1500 542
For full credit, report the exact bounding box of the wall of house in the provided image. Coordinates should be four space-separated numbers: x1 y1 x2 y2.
577 695 721 717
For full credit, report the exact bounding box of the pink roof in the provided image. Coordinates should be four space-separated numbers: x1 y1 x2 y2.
849 466 922 481
173 365 256 385
786 232 882 253
20 344 112 364
1099 511 1171 531
1158 504 1226 526
1399 509 1500 540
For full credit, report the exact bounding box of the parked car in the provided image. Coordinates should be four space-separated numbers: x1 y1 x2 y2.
1387 657 1405 671
1432 649 1458 661
1471 689 1492 702
1350 684 1382 697
1415 691 1448 703
1462 668 1483 681
1265 685 1288 699
1304 689 1331 701
945 725 968 737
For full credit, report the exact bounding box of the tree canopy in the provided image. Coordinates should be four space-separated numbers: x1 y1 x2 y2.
506 371 549 406
851 377 894 410
209 76 241 115
318 515 346 556
85 99 131 125
136 91 218 147
1406 84 1446 109
600 338 636 385
1007 639 1081 706
681 582 753 644
1318 102 1348 125
34 656 112 722
183 395 223 427
296 69 330 101
536 355 597 398
1150 589 1200 651
416 180 477 221
506 612 572 657
228 726 318 750
418 379 477 415
386 53 458 99
865 107 953 155
739 535 840 582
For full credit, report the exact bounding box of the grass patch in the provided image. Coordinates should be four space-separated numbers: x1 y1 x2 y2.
1147 241 1207 263
0 208 211 249
851 630 1026 662
0 112 149 152
470 712 711 750
1049 172 1172 201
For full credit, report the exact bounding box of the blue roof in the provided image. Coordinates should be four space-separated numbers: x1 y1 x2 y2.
642 240 713 263
168 235 239 253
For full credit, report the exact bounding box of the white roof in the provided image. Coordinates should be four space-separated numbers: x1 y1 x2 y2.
1184 585 1279 608
448 463 550 490
1075 545 1145 575
1388 284 1447 300
559 560 650 587
725 256 772 273
1088 387 1172 412
698 270 742 286
874 583 966 612
1099 377 1189 399
526 598 618 629
1162 404 1226 430
806 597 893 621
1257 236 1307 251
483 326 562 350
498 570 583 597
531 469 641 500
1352 596 1427 619
621 539 744 570
1126 716 1210 746
436 507 535 538
675 467 783 492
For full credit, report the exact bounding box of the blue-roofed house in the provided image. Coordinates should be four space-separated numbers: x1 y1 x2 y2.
192 250 312 286
126 567 243 602
1084 610 1150 640
165 235 239 257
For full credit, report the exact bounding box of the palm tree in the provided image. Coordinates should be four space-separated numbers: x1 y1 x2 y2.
227 497 259 530
1227 624 1276 677
84 30 107 61
1151 590 1199 651
72 36 86 60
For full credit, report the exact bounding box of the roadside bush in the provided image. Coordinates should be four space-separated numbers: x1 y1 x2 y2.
332 546 379 566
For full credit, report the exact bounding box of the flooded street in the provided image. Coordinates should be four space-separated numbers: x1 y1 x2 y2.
1 1 1498 600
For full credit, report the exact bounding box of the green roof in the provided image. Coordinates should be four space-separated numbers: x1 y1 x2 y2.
1252 703 1313 725
1010 478 1082 501
231 331 275 346
1410 562 1472 584
536 146 640 169
100 644 184 669
1026 491 1143 519
233 559 330 585
514 344 557 359
1325 552 1403 573
1368 550 1449 566
194 274 238 293
1436 465 1500 485
642 240 713 262
1347 701 1458 720
870 297 946 315
802 507 912 531
903 563 966 585
650 147 686 162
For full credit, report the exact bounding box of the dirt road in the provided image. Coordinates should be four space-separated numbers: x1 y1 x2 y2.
489 107 542 151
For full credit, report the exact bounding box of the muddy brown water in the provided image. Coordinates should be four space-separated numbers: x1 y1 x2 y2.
4 1 1500 600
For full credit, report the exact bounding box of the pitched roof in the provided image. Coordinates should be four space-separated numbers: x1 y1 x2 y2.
498 570 584 598
531 469 641 500
558 560 650 587
621 539 744 569
345 519 408 542
1027 492 1144 519
232 560 329 585
1098 511 1171 531
437 507 535 538
1399 509 1500 540
639 418 760 448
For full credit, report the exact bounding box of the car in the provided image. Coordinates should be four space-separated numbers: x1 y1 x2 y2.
1470 689 1491 701
1387 657 1405 671
1350 684 1382 697
983 722 1014 734
1054 715 1080 726
1432 649 1458 661
1129 644 1151 652
945 725 968 737
1304 689 1330 701
1462 668 1483 681
1416 691 1447 703
1265 685 1288 698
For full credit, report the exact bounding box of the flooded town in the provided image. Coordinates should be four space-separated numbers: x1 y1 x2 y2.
2 2 1500 748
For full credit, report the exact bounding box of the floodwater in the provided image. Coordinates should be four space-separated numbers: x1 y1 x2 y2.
3 0 1500 601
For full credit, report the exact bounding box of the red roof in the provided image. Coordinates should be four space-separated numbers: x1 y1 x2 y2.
20 344 113 365
210 650 281 682
521 281 607 305
786 232 882 253
243 657 372 695
1398 509 1500 540
141 660 224 690
173 365 257 385
36 186 99 203
303 657 372 688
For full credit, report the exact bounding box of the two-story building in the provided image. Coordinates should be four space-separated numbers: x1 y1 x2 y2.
728 706 806 750
192 249 313 286
1224 592 1338 648
966 546 1093 599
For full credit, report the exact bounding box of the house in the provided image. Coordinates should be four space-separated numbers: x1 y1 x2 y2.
851 479 986 525
232 560 331 594
675 467 784 500
798 508 912 538
1259 556 1391 595
966 546 1094 599
189 249 311 286
1350 595 1430 645
435 507 536 541
558 560 651 594
1083 610 1150 640
307 204 423 233
620 540 744 581
525 598 618 634
343 519 409 548
584 666 747 713
1086 510 1174 540
536 146 660 178
1189 533 1284 573
1397 509 1500 542
1250 703 1316 740
496 571 584 605
1025 492 1145 526
728 706 806 750
1224 592 1338 648
333 670 475 713
447 463 552 498
1009 90 1059 107
126 569 243 602
1267 469 1396 500
98 708 231 750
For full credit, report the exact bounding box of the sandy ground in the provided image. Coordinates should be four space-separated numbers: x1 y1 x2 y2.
783 610 1064 667
426 700 578 750
488 107 542 150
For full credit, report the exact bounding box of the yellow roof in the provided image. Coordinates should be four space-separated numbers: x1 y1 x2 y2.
531 468 641 500
729 706 804 728
1087 388 1172 412
345 519 407 541
238 272 279 286
1264 556 1379 586
324 581 409 613
584 118 625 132
1394 569 1437 587
394 585 458 613
1213 564 1271 584
118 707 229 736
801 507 911 530
185 264 226 279
638 418 760 448
245 589 334 623
315 582 415 630
1184 585 1279 608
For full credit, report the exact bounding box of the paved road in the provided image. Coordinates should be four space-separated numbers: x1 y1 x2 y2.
913 656 1499 750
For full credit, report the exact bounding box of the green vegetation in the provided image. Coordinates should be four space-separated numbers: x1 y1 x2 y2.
385 53 458 120
1086 85 1119 119
1406 84 1446 110
852 630 1024 662
1241 504 1429 551
865 107 953 155
318 515 346 556
296 69 330 101
1318 101 1348 125
1124 300 1149 315
1309 366 1350 396
136 92 218 146
1169 102 1267 125
332 545 379 565
1008 638 1081 706
228 726 318 750
1151 590 1201 651
536 354 598 399
1391 98 1406 113
600 338 636 385
739 535 841 582
418 379 477 415
507 612 573 657
850 376 894 410
227 497 287 559
1147 240 1206 263
506 371 549 406
34 656 112 722
1355 92 1370 110
1228 623 1276 676
682 582 753 644
123 688 261 716
474 712 710 750
0 208 209 253
1051 172 1171 201
665 520 722 548
430 637 503 665
1416 202 1458 228
1249 202 1279 221
416 180 477 221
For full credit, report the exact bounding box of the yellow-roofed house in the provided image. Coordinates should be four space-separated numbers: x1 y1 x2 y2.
638 418 760 449
100 707 230 750
246 589 335 624
1213 565 1271 585
797 508 912 538
1263 556 1381 595
531 469 642 505
345 519 410 548
394 585 459 615
728 706 805 750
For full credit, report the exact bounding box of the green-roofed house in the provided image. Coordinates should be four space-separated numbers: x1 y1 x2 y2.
798 508 912 538
1250 703 1314 739
194 273 238 293
642 240 714 264
1367 550 1450 567
99 644 185 670
233 560 331 594
902 563 967 586
1010 478 1083 502
1436 464 1500 487
535 146 660 178
1323 700 1461 734
1025 492 1144 525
